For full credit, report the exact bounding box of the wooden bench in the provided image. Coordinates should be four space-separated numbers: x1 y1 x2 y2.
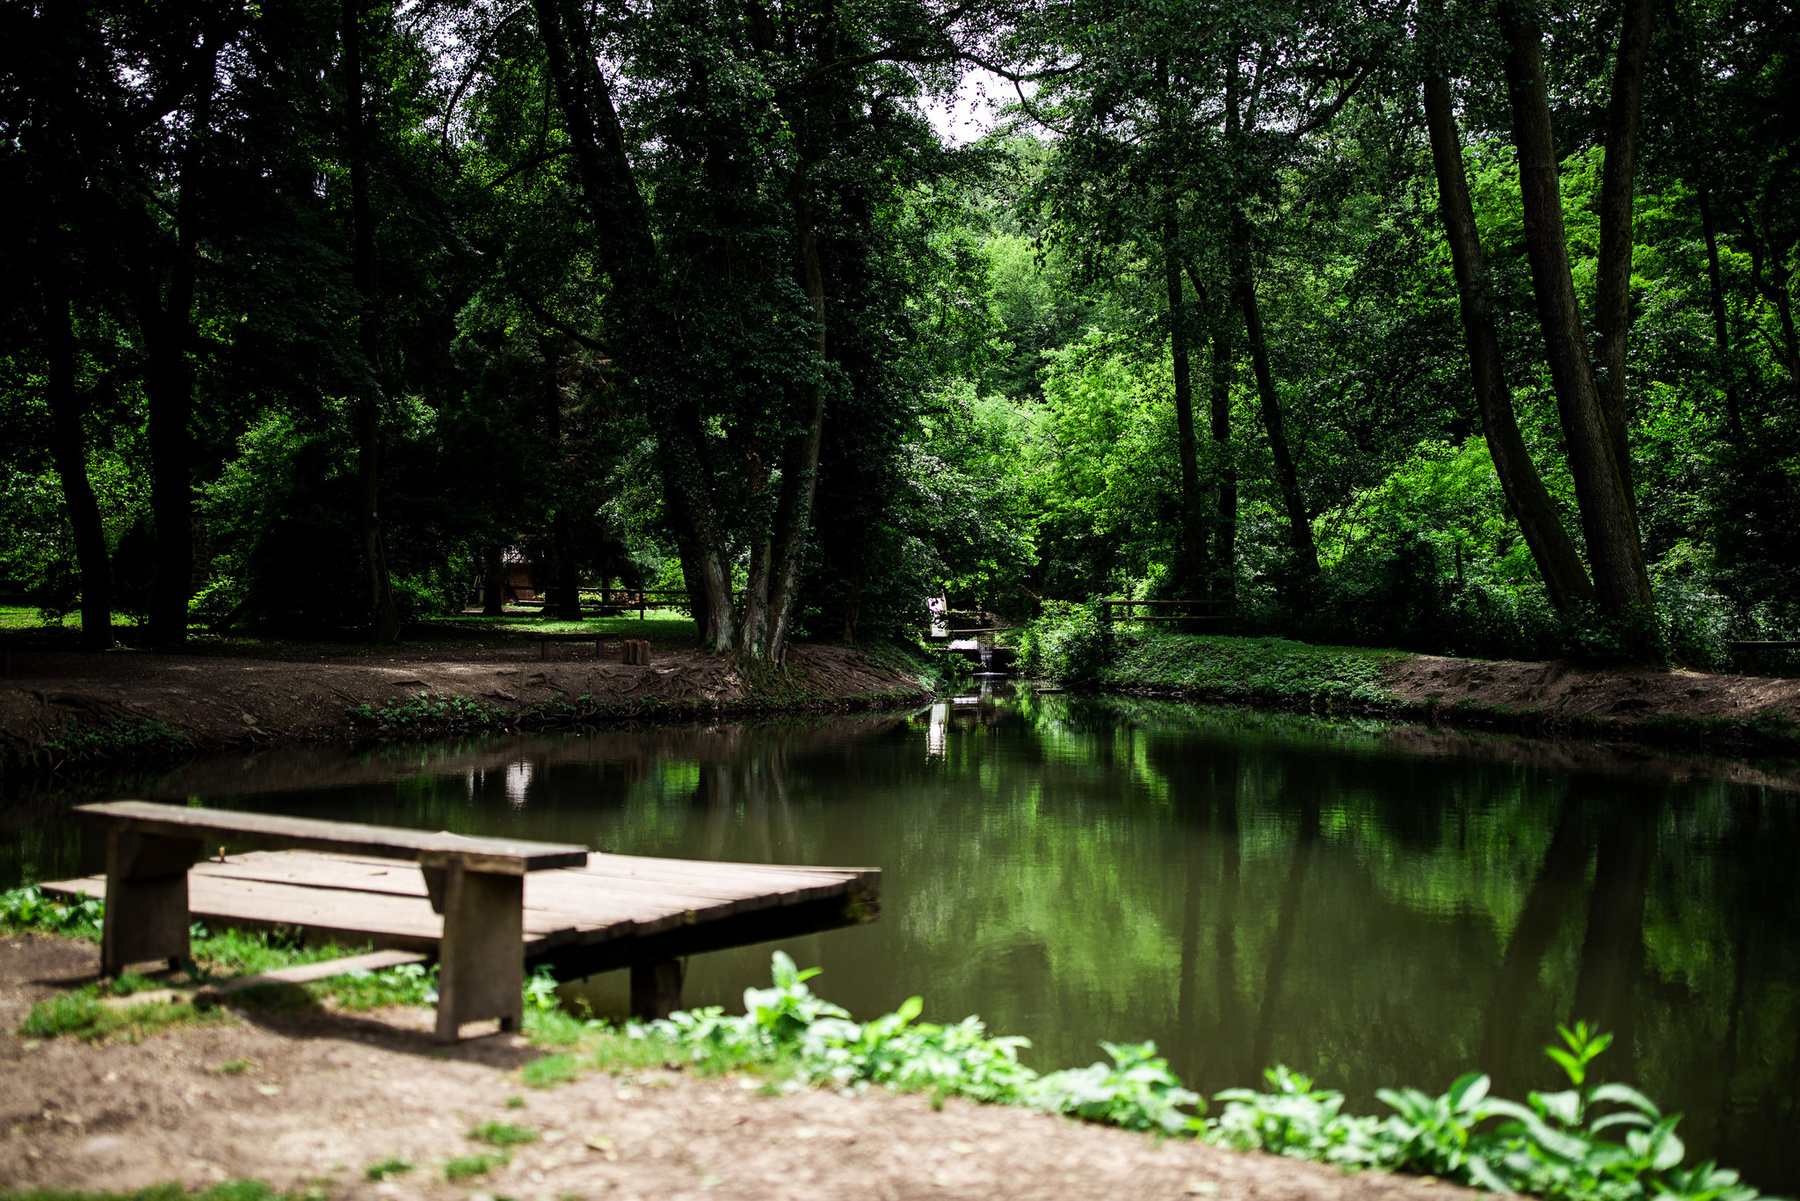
533 631 613 659
72 801 587 1041
1730 640 1800 675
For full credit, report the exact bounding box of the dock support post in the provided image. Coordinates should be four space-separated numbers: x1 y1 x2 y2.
428 862 525 1041
630 959 683 1020
100 830 202 978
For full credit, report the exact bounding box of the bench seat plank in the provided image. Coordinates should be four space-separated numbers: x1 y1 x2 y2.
74 801 587 873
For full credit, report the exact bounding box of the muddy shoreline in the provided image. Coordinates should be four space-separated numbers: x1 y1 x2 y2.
0 640 932 781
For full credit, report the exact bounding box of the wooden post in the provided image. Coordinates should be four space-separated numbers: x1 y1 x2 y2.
428 861 525 1041
100 829 203 977
630 959 683 1020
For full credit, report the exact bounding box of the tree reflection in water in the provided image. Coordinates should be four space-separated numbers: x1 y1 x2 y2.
10 690 1800 1190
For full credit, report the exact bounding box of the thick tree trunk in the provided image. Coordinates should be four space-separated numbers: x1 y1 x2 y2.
1164 209 1205 591
1497 0 1651 619
1698 187 1745 441
1592 0 1654 510
35 223 114 651
763 182 830 663
343 0 400 644
1422 73 1596 613
482 545 506 615
141 36 218 649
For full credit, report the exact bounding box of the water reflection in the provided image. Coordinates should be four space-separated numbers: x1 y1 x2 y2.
5 693 1800 1189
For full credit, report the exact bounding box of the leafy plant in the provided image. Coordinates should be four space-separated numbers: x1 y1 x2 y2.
1 885 105 940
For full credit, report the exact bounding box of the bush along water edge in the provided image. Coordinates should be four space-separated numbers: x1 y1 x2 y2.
4 886 1780 1201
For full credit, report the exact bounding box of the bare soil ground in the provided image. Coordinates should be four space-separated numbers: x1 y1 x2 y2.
0 935 1473 1201
1381 654 1800 735
0 640 927 769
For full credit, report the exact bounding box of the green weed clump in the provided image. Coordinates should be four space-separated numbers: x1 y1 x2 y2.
38 717 188 764
362 1157 413 1181
441 1152 508 1182
346 691 506 734
467 1120 539 1147
1 885 105 940
1209 1025 1763 1201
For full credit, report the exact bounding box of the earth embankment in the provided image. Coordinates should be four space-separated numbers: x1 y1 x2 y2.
0 640 930 776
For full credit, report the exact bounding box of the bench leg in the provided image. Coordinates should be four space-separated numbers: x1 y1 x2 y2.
101 831 203 978
629 959 683 1020
431 864 524 1041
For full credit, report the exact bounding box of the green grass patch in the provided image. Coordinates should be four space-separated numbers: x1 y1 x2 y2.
1098 630 1402 707
19 991 222 1043
519 1052 581 1089
0 1183 306 1201
362 1158 413 1182
441 1152 508 1182
466 1120 540 1147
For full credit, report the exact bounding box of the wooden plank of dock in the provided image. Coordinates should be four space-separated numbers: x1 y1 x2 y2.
41 848 881 982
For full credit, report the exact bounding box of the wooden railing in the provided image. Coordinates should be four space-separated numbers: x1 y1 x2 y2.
577 588 691 620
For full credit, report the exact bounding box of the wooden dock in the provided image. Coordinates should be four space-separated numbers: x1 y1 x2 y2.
42 848 880 993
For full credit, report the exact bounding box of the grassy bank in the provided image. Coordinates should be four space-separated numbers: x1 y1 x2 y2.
4 884 1775 1201
1014 614 1800 753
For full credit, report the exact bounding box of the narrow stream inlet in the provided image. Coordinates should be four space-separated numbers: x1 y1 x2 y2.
9 688 1799 1191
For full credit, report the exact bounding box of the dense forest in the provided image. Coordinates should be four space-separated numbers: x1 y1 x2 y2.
1 0 1795 666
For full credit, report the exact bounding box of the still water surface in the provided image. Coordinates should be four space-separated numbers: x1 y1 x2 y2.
8 689 1800 1189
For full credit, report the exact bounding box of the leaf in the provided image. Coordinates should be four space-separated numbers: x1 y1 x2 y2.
1532 1089 1583 1127
1449 1072 1491 1113
1545 1046 1585 1086
1651 1123 1687 1172
1587 1111 1653 1135
1588 1081 1661 1120
1465 1156 1516 1193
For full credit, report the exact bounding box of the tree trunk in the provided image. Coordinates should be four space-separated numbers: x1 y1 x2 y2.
1210 325 1238 594
1698 186 1745 441
1165 209 1205 591
140 32 219 650
1223 57 1316 579
1592 0 1655 511
763 180 830 663
1234 232 1318 577
1496 0 1651 619
482 545 505 615
343 0 400 644
35 221 114 651
1422 73 1596 613
538 336 583 621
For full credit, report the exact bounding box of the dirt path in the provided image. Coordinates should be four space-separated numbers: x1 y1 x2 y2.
0 936 1471 1201
0 642 928 772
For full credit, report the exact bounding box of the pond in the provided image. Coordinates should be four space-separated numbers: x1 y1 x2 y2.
7 687 1800 1191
